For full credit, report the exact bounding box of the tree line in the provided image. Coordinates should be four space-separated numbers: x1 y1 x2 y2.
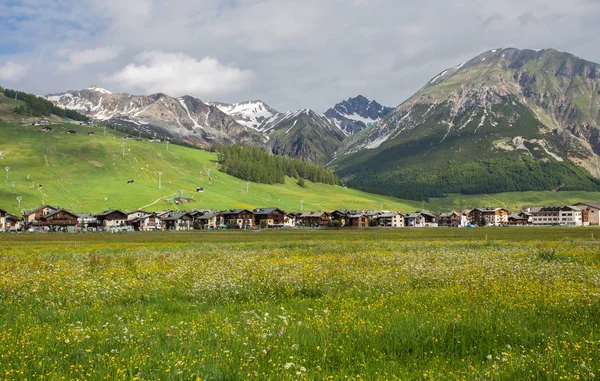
346 157 600 201
3 88 89 121
217 145 338 186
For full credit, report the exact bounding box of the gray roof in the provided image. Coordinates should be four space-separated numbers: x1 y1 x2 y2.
575 202 600 209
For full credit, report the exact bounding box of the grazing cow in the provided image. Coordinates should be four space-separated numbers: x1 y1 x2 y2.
196 187 204 192
127 180 134 184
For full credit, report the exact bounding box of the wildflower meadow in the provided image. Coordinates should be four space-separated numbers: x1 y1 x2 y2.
0 228 599 380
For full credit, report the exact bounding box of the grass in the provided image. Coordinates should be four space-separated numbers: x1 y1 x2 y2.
0 228 599 379
0 123 420 214
427 191 600 211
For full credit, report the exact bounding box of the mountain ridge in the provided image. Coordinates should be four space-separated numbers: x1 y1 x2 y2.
330 48 600 198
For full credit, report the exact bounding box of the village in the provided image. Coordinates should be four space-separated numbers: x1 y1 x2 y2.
0 203 599 232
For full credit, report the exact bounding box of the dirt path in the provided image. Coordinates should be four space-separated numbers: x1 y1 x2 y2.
138 194 175 210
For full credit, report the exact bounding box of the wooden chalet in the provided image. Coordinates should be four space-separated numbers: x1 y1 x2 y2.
508 213 529 226
298 212 329 227
252 208 285 227
421 212 438 227
129 213 161 231
438 212 462 227
348 213 369 228
329 210 350 226
161 212 193 231
23 205 59 228
470 208 509 226
195 212 224 229
94 210 128 230
35 209 78 231
222 209 254 229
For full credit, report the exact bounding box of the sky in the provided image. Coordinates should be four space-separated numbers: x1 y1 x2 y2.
1 0 599 112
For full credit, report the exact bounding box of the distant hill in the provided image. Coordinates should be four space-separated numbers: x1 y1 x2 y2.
331 48 600 199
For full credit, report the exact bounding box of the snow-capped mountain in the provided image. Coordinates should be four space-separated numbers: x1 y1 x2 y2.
209 101 346 163
209 100 279 131
324 95 394 135
47 86 266 147
48 88 345 164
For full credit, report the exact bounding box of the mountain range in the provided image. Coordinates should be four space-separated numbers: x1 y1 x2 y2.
45 48 600 199
47 89 378 164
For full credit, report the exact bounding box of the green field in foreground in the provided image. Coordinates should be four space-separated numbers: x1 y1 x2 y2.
1 228 599 379
0 123 420 214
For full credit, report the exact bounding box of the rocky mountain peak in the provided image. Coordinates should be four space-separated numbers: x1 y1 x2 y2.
325 95 393 136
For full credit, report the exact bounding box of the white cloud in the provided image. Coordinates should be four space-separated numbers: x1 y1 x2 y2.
107 51 254 98
0 62 29 82
59 46 123 71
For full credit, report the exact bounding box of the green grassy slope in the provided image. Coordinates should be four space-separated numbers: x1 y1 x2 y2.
427 191 600 211
0 123 420 214
0 93 25 124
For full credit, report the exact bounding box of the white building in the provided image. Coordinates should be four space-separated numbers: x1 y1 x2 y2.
377 212 405 228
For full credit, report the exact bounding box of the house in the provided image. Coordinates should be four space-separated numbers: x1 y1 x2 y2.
36 209 78 232
420 212 439 227
161 212 193 231
298 212 329 227
508 213 529 226
23 205 59 229
67 130 77 135
404 212 425 227
1 213 22 232
438 212 462 227
252 208 285 228
127 210 149 220
376 212 405 228
348 213 369 228
94 210 128 230
283 213 297 228
574 202 600 226
195 212 224 230
1 208 22 232
222 209 254 229
470 208 509 226
77 213 98 231
39 119 51 125
129 213 161 231
329 210 350 226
